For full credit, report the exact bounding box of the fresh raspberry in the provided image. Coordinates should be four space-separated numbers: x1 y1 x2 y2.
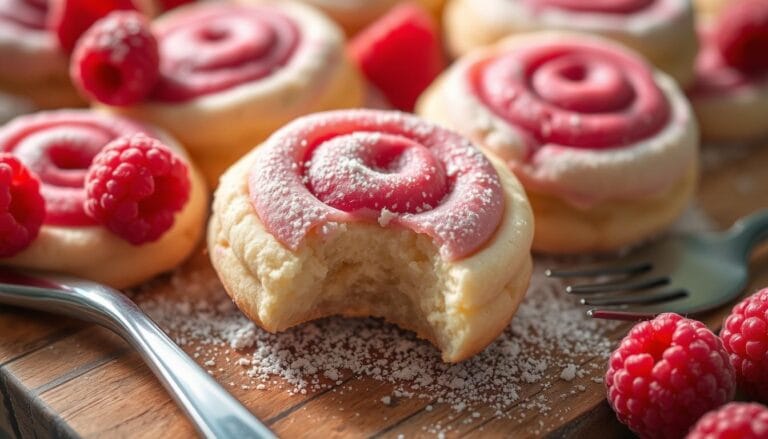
714 0 768 74
84 135 190 245
686 402 768 439
348 3 445 111
605 313 736 439
70 11 160 106
48 0 137 53
721 288 768 403
0 154 45 258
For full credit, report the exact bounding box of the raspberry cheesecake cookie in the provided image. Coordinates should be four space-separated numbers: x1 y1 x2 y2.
688 0 768 142
443 0 698 86
0 110 207 288
93 2 364 186
418 33 699 254
0 0 80 108
208 110 534 362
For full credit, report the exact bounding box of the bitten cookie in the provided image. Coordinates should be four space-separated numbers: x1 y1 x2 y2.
208 110 534 362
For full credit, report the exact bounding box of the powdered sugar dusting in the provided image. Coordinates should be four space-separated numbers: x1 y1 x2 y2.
137 260 618 428
248 110 505 261
133 203 718 434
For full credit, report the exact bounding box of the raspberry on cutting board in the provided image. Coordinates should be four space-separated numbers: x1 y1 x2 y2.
348 3 445 112
0 153 45 258
70 11 160 106
84 134 190 245
605 313 736 439
686 402 768 439
721 288 768 403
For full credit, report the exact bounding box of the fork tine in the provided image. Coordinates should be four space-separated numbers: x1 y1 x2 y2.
580 289 688 307
565 276 669 294
586 308 658 321
545 262 652 279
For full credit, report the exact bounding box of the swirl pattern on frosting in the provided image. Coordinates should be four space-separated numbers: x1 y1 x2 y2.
248 110 505 261
418 33 698 208
151 4 300 102
525 0 654 14
472 39 670 151
0 111 154 226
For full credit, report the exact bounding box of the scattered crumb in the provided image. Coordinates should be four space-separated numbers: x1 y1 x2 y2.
560 364 577 382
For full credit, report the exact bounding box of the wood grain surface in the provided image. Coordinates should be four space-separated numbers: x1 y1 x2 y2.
1 143 767 439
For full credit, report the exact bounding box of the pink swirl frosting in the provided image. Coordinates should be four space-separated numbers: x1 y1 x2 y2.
0 111 154 226
150 4 300 102
525 0 654 14
0 0 48 31
248 110 505 261
472 39 670 151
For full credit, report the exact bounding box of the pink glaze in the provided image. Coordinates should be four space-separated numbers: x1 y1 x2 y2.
150 4 299 102
690 26 767 97
0 0 48 31
0 110 154 226
248 110 505 261
473 40 670 150
528 0 653 14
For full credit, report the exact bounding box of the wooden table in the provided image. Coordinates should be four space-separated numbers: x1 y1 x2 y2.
1 144 767 438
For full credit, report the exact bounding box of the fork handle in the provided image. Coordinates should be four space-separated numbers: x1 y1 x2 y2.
0 274 276 439
728 208 768 258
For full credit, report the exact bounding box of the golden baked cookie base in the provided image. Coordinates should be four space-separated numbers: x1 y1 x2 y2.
529 164 698 254
3 164 208 289
208 149 534 362
0 75 84 110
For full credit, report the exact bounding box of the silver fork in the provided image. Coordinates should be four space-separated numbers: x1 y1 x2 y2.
546 209 768 321
0 270 277 439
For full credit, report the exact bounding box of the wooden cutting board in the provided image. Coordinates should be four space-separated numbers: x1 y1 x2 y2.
1 143 767 439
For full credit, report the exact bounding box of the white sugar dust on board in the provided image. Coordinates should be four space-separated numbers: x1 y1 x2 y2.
135 204 714 434
138 261 619 417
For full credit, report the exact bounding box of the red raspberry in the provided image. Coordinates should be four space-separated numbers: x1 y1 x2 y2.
606 313 736 439
714 0 768 74
686 402 768 439
84 135 190 245
48 0 137 53
721 288 768 403
70 11 160 106
348 3 445 111
0 154 45 258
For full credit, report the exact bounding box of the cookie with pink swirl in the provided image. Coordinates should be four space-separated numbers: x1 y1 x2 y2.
208 110 534 362
0 0 80 109
109 1 364 186
443 0 698 87
688 1 768 142
0 110 207 288
418 33 699 254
